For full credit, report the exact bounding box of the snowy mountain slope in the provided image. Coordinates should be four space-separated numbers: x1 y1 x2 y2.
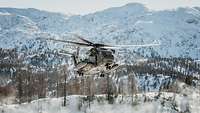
0 8 70 33
0 12 39 48
0 3 200 59
63 4 200 58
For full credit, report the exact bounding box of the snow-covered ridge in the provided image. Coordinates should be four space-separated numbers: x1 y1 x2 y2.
0 12 11 16
0 3 200 59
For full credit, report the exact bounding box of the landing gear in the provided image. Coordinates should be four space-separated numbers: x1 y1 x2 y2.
112 64 119 69
100 73 105 77
106 63 113 70
106 63 119 70
77 70 84 76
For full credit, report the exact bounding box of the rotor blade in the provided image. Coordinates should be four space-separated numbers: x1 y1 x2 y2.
102 41 161 49
58 52 72 56
70 33 115 48
59 50 74 55
94 40 160 48
93 43 113 48
72 34 94 45
44 38 91 47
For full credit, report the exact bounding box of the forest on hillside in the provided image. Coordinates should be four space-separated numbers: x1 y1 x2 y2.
0 48 199 105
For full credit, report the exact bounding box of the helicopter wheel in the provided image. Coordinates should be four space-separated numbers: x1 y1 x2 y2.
106 64 112 70
80 73 84 76
77 70 84 76
100 73 105 77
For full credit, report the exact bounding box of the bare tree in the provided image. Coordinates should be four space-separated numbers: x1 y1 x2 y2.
63 65 68 106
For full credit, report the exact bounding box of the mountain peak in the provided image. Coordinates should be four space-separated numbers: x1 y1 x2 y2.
99 3 147 15
124 3 146 9
0 5 200 58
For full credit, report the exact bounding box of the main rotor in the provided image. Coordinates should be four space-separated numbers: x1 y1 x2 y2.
38 33 161 49
44 34 112 49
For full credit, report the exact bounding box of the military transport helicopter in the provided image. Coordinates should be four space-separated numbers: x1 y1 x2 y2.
44 34 160 76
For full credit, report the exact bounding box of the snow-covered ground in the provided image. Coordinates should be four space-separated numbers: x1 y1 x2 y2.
0 82 199 113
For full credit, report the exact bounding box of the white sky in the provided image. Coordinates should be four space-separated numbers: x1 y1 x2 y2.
0 0 200 15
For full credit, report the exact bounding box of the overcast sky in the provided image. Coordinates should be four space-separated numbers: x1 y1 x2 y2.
0 0 200 15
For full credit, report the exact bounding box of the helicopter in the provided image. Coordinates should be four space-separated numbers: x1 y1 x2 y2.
44 34 160 76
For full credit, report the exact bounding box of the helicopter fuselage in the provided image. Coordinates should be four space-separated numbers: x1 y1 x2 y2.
75 48 118 75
